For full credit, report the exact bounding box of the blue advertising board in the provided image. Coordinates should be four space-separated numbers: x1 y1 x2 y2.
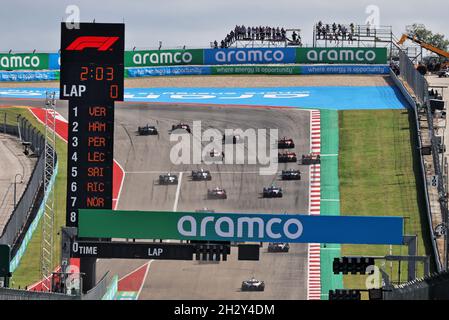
301 64 390 75
79 210 405 245
0 71 59 82
204 48 296 65
127 66 212 77
48 53 60 70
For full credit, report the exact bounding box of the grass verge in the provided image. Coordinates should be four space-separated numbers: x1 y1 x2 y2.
1 107 67 288
339 109 431 292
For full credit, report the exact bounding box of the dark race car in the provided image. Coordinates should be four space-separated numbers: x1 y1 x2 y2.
278 137 295 149
209 149 224 159
191 169 212 181
263 186 283 198
302 153 321 165
268 243 290 253
138 124 158 136
281 169 301 181
241 277 265 292
159 173 178 185
278 151 297 163
208 188 228 200
171 123 191 134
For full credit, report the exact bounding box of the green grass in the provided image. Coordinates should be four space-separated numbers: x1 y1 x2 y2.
339 109 431 291
1 107 67 289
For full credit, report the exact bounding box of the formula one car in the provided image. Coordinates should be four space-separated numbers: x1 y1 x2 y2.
171 123 191 134
301 153 321 165
281 169 301 181
138 124 158 136
209 149 223 159
278 151 297 163
191 169 212 181
268 243 290 253
438 69 449 78
263 186 283 198
159 173 178 185
241 277 265 292
223 134 241 145
208 188 228 200
278 137 295 149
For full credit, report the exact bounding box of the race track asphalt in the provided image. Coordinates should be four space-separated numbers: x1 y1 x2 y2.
0 98 311 299
100 103 311 300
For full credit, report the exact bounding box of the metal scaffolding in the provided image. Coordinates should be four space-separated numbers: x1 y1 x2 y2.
40 92 57 292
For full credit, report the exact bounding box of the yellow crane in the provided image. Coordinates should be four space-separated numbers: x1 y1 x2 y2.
398 34 449 69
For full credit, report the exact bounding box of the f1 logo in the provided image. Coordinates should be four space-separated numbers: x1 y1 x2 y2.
66 36 119 51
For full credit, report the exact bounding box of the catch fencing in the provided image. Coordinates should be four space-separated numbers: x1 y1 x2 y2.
390 69 442 272
384 271 449 300
396 50 447 272
0 112 51 260
399 50 428 104
0 287 78 300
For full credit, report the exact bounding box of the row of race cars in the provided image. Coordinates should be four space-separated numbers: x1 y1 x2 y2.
139 122 312 292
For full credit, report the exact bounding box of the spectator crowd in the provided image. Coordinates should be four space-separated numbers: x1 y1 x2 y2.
214 25 297 49
315 21 378 44
315 21 357 44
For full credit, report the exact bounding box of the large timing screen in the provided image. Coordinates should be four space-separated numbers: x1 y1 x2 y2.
60 23 124 103
60 23 124 228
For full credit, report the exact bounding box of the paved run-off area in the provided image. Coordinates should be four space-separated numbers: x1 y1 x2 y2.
0 133 36 234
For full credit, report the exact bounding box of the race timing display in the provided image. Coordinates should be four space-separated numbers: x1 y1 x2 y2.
60 23 124 102
60 23 124 228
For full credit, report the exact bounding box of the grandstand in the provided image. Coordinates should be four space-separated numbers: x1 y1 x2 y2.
212 25 302 48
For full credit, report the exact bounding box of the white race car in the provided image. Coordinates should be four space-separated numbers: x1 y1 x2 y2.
241 277 265 292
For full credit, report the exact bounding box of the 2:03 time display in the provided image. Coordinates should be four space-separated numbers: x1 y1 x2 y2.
79 66 120 100
80 66 114 81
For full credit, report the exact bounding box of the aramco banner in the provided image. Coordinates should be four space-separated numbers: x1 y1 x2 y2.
296 48 387 64
125 49 204 67
0 53 49 70
204 48 296 65
78 210 404 245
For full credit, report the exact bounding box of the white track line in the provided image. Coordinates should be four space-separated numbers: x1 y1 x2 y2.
173 172 183 212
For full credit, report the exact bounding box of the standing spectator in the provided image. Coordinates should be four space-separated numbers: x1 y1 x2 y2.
341 25 347 40
214 40 218 49
348 33 353 44
366 23 371 37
